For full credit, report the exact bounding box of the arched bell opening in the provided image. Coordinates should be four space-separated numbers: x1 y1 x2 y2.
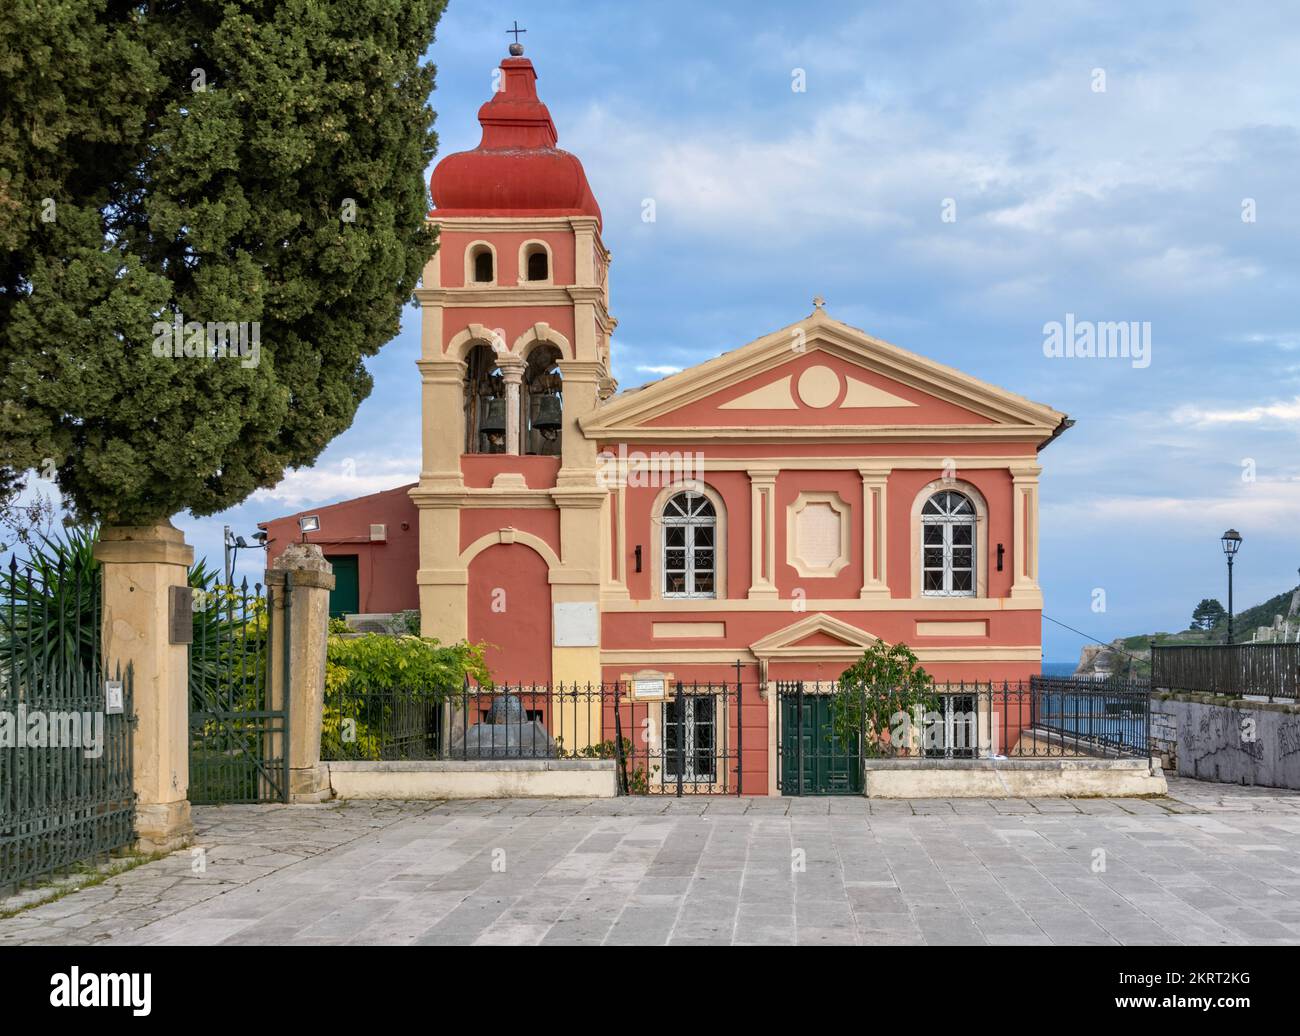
464 343 506 454
523 344 563 457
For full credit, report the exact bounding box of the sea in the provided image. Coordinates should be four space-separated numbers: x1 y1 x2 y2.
1041 661 1078 677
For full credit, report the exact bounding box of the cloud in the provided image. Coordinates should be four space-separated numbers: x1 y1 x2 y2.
1043 478 1300 534
636 364 683 376
1172 397 1300 426
248 455 419 509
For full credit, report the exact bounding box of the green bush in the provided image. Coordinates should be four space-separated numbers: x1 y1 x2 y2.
830 640 938 757
321 633 489 760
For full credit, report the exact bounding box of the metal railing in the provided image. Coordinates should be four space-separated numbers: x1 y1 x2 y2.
1151 642 1299 701
776 676 1151 793
321 677 747 796
1 556 135 892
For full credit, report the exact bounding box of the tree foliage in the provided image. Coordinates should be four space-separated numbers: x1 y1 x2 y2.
829 640 938 757
1191 598 1226 631
0 0 445 524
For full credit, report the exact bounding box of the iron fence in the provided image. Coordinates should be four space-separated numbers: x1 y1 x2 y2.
320 677 746 796
1 556 135 892
776 676 1151 793
188 579 288 804
1151 642 1299 701
1030 675 1150 755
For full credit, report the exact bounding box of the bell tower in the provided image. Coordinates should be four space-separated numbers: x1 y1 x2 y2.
412 40 615 690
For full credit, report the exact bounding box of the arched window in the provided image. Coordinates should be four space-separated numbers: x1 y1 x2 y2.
463 344 505 453
662 491 716 598
469 244 494 284
921 490 976 596
526 248 548 281
523 344 562 456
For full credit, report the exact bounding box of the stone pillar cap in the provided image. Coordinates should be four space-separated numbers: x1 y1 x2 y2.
266 542 336 589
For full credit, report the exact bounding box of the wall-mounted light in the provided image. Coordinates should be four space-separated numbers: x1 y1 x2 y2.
996 543 1005 572
634 545 642 573
299 515 320 543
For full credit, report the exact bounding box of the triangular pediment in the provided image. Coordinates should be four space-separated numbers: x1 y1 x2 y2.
750 613 878 658
581 310 1066 445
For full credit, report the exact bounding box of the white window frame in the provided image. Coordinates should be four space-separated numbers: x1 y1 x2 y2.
661 491 717 599
920 491 977 597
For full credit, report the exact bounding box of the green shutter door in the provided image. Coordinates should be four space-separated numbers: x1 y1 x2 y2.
326 555 359 617
779 692 862 795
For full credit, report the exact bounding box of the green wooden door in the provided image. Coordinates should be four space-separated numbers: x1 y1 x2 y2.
326 554 359 617
779 689 862 795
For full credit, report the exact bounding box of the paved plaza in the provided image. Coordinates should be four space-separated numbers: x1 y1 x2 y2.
3 777 1300 946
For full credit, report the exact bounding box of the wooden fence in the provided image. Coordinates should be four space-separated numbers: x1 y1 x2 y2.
1150 642 1299 700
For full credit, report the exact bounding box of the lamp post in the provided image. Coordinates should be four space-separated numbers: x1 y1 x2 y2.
1221 529 1242 644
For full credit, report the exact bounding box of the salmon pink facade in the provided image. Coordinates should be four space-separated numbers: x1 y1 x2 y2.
266 47 1071 794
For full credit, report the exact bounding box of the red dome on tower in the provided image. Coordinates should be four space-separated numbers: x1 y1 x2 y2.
430 54 601 227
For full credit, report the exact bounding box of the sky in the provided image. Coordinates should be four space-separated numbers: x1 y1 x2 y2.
17 0 1300 662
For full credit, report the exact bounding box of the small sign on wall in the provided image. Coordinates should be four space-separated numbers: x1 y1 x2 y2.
104 680 124 715
631 677 668 701
553 601 598 647
168 585 193 644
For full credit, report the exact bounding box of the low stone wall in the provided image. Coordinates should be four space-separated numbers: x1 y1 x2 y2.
861 758 1166 798
1151 692 1300 790
326 759 618 799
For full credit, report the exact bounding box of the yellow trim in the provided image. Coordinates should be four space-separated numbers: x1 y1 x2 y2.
750 613 877 656
916 620 989 636
517 239 554 286
599 594 1042 612
511 321 572 359
600 645 1042 664
463 240 498 287
459 528 561 571
580 310 1066 437
652 621 727 639
717 376 798 410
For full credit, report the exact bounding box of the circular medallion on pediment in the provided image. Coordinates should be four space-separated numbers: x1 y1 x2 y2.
796 365 841 408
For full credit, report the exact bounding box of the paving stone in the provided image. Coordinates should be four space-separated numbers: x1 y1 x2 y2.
3 781 1300 945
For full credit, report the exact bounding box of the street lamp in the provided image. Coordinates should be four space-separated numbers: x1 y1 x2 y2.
1221 529 1242 644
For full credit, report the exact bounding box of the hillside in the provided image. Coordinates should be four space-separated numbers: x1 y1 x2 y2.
1071 583 1300 677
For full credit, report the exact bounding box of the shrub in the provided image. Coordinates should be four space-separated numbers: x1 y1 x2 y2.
829 640 939 757
321 633 489 760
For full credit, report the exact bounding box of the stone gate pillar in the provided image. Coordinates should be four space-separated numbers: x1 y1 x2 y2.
95 523 194 853
265 543 334 802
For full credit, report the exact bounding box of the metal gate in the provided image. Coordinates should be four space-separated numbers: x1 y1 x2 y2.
612 675 744 796
1 554 135 891
776 681 862 795
188 578 289 804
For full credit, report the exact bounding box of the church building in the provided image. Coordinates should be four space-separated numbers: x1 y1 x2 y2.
262 44 1071 794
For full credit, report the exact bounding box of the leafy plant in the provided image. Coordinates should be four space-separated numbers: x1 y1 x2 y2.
187 558 268 713
321 633 489 760
557 736 659 795
0 526 101 682
829 640 939 757
0 526 268 703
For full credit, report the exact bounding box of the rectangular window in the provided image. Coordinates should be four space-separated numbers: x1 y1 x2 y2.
663 694 717 781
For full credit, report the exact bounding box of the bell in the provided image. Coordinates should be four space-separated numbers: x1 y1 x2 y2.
532 394 562 432
479 398 507 433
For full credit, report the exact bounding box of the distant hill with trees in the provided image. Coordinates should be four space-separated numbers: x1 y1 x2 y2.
1070 581 1300 678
